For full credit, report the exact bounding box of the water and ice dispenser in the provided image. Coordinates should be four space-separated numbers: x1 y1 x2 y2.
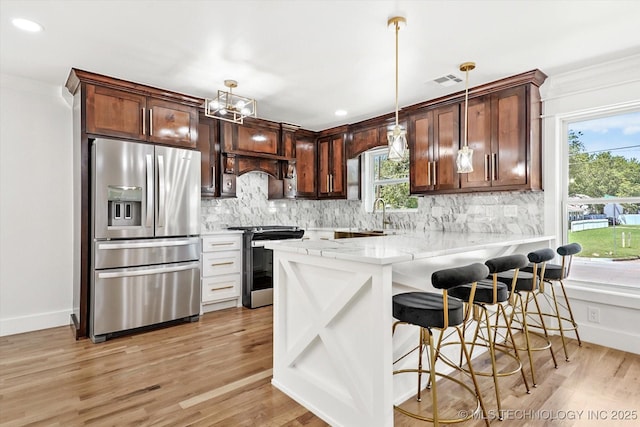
107 185 143 227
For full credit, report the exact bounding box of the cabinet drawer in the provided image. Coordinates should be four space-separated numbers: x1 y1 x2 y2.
202 274 240 302
202 251 241 276
202 235 242 252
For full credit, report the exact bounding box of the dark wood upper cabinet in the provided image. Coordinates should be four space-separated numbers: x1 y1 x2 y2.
146 98 198 148
350 125 388 158
409 104 460 194
460 84 541 191
69 69 201 149
197 116 219 198
295 132 317 199
220 119 286 157
85 85 146 140
318 134 346 199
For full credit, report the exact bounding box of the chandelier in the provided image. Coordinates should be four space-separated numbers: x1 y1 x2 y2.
456 62 476 173
387 16 408 161
204 80 257 124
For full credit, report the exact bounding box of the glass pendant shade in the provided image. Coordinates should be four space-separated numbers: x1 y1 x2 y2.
387 125 408 161
456 145 474 173
457 61 476 173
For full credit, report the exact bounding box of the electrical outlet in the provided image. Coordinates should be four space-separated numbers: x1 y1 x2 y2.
587 306 600 323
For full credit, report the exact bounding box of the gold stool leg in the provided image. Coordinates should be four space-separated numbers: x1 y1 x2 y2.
550 283 570 361
500 303 531 394
426 328 439 426
481 305 503 419
456 326 490 427
518 292 538 386
559 279 582 347
530 291 559 369
417 328 425 401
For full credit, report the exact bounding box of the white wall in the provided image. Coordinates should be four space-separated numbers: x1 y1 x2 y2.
540 53 640 354
0 74 74 335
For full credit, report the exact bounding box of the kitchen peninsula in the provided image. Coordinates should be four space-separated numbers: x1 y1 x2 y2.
266 231 555 427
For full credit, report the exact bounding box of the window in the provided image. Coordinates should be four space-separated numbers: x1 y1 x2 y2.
564 110 640 289
362 147 417 212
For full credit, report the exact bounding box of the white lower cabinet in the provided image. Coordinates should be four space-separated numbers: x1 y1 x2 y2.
201 232 243 313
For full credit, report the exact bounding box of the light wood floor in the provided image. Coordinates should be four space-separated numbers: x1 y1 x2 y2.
1 306 638 426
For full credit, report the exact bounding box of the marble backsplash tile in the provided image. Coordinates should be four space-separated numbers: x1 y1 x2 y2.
201 172 544 234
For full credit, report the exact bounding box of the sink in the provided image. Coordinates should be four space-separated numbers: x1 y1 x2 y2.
334 229 386 239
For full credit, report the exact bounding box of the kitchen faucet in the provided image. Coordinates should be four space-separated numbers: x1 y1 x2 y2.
373 197 391 230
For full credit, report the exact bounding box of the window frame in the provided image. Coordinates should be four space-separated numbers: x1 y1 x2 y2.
362 146 417 213
561 107 640 291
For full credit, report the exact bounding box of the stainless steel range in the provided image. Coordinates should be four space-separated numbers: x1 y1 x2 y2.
228 226 304 308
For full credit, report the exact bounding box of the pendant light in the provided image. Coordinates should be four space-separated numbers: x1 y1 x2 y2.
456 62 476 173
387 16 408 161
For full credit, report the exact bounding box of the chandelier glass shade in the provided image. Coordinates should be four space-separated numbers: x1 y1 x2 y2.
204 80 257 124
456 62 476 173
387 16 408 162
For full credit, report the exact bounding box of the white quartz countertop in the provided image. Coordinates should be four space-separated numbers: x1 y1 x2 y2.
265 231 555 265
200 230 244 236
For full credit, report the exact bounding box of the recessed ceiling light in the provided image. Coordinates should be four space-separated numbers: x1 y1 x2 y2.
12 18 43 33
335 110 347 117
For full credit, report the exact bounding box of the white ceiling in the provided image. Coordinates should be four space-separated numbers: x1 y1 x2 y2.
2 0 640 131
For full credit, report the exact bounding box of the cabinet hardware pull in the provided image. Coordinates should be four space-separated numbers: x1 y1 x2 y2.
427 161 431 186
226 180 232 188
212 166 215 191
485 154 491 181
211 261 234 267
141 108 146 134
210 242 234 246
330 174 334 192
432 162 437 186
149 109 153 136
326 175 330 193
492 153 498 181
212 285 234 291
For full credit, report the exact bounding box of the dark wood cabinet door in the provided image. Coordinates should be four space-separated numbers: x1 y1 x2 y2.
492 86 527 187
296 137 317 198
237 124 279 155
147 98 197 148
432 104 460 191
461 96 492 189
318 138 330 195
317 136 345 198
85 84 146 140
282 130 296 159
197 120 217 197
330 136 345 196
409 111 433 193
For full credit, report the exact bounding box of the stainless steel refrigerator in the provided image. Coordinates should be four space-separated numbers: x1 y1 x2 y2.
91 138 201 343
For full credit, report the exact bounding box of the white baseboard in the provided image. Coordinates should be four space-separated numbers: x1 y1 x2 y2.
0 309 72 337
575 322 640 355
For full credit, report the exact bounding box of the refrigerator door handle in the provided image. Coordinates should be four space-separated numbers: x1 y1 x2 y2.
145 154 153 227
96 262 199 280
157 154 165 228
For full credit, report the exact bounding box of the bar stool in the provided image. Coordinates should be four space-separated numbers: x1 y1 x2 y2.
522 243 582 361
392 263 490 427
495 248 558 386
448 254 531 419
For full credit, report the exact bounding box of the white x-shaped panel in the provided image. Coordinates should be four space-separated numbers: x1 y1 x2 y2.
272 251 394 427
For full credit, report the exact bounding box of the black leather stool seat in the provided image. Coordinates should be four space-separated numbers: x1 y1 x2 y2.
495 270 537 291
522 263 565 280
449 279 509 304
393 292 464 329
